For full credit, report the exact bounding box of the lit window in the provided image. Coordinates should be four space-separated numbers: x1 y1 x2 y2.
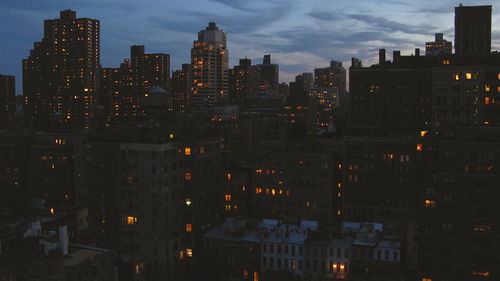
179 250 184 260
485 97 490 104
169 133 174 139
225 194 231 201
125 216 138 224
422 279 432 281
442 59 450 65
453 73 460 80
242 185 246 191
465 73 472 79
253 271 259 281
185 224 192 232
420 131 428 137
271 189 276 196
416 144 423 151
425 200 436 207
225 204 231 211
50 208 55 216
184 147 191 155
184 173 191 181
337 210 341 215
498 73 500 80
497 87 500 93
199 146 205 154
226 173 231 181
485 85 490 92
185 199 192 206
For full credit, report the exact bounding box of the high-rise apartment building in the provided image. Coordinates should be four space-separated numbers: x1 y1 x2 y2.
455 5 492 54
130 45 170 92
23 10 100 130
171 64 191 112
229 58 261 103
314 60 346 97
0 75 15 129
425 33 452 56
190 22 228 112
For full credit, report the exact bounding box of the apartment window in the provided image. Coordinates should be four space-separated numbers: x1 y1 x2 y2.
453 73 460 80
278 245 282 254
417 144 423 151
263 257 267 267
270 244 274 253
184 147 191 155
186 248 193 257
285 245 289 254
225 194 231 201
466 73 472 79
284 258 289 269
263 244 267 253
393 251 398 261
329 247 333 257
125 216 138 224
185 224 192 232
337 248 341 258
291 245 296 257
269 257 274 268
385 250 389 260
184 173 192 181
425 200 436 207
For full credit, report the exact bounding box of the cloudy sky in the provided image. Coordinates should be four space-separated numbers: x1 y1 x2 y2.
0 0 499 93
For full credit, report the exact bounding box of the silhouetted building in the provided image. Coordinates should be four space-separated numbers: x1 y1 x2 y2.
23 10 100 130
190 22 229 112
455 5 492 54
425 33 452 56
258 55 279 90
0 75 15 129
171 64 191 112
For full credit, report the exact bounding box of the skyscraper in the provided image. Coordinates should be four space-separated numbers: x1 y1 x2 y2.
425 33 452 56
190 22 228 112
0 75 15 129
455 5 492 54
23 10 100 130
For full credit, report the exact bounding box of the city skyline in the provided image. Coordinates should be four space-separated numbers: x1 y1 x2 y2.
1 0 500 93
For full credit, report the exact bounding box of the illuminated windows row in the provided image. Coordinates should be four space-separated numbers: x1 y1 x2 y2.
255 188 290 196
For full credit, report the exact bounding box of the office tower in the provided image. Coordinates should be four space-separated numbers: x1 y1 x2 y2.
455 5 492 54
190 22 228 112
130 45 170 92
425 33 452 56
0 75 15 129
314 60 346 97
23 9 100 130
258 54 279 90
229 58 261 103
171 64 191 112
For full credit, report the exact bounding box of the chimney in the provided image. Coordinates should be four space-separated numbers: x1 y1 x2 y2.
393 51 401 65
379 49 386 64
58 225 69 256
415 48 420 56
